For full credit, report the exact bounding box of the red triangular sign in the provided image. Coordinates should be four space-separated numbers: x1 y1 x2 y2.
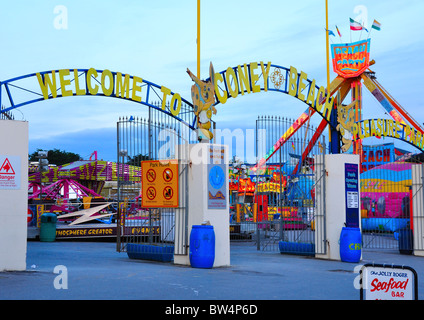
0 158 15 174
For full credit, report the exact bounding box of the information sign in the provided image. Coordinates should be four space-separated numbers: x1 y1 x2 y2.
141 160 178 208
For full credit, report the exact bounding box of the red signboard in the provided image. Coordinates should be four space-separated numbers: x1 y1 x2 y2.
331 39 371 78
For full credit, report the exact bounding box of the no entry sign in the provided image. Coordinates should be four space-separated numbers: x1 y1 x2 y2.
360 263 418 300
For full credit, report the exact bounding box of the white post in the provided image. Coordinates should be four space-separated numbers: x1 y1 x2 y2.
0 120 29 271
174 143 230 267
315 154 361 261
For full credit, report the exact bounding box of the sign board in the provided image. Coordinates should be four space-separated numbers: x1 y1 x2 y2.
141 160 178 208
331 39 371 78
360 264 418 300
0 156 21 190
345 163 359 228
208 146 227 209
361 143 394 172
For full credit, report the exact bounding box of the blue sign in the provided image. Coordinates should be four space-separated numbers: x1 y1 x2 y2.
208 146 227 209
345 163 359 228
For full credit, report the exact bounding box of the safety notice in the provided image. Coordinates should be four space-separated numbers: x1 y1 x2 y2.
141 160 178 208
0 156 21 190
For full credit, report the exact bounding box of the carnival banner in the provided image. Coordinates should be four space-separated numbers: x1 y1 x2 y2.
331 39 371 78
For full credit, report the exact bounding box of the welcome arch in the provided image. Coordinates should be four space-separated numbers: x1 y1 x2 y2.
210 62 336 126
206 61 343 169
0 68 197 130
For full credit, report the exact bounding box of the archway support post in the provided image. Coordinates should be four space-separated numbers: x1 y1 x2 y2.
174 143 230 267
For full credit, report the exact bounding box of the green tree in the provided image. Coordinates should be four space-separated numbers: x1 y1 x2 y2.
29 148 81 166
126 153 150 166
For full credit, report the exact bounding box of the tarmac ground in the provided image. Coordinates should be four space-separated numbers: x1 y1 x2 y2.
1 240 424 313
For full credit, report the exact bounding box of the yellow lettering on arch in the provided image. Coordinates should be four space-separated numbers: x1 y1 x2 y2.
58 69 73 97
214 72 227 104
260 61 271 92
297 71 308 101
131 75 143 102
288 66 298 97
101 69 114 96
170 93 181 116
86 68 99 95
250 62 261 93
225 67 239 98
36 71 57 99
73 69 85 96
115 72 130 99
160 86 172 110
305 79 316 109
237 64 251 95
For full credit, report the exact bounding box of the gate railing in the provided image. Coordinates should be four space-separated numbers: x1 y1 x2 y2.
412 163 424 254
116 115 194 256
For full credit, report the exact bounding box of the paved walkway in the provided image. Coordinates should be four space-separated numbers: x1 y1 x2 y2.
1 240 423 301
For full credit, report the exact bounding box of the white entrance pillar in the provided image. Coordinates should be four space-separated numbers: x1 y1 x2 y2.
315 154 361 261
0 120 29 271
174 143 230 267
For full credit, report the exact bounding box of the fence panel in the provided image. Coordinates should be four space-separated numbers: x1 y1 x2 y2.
116 112 194 258
228 116 327 255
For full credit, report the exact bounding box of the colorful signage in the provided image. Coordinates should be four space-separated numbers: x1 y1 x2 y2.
345 163 359 228
141 160 179 208
0 156 21 190
29 160 141 183
360 264 418 300
331 39 371 78
208 146 227 209
361 144 394 172
351 118 424 152
55 225 160 239
214 62 334 123
36 68 183 117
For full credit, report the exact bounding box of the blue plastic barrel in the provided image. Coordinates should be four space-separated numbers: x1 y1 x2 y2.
339 227 361 263
189 225 215 268
398 229 413 255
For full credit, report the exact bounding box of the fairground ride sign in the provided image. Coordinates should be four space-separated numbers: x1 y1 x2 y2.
351 118 424 152
331 39 371 78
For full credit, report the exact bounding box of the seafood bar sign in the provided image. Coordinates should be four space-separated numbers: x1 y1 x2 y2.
360 264 418 300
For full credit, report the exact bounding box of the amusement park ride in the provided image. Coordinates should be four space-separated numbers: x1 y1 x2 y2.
1 13 423 240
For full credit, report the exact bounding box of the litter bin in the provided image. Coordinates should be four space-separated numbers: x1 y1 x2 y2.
40 213 57 242
398 228 413 255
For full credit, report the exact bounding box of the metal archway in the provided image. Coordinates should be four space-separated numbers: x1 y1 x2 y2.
0 68 197 130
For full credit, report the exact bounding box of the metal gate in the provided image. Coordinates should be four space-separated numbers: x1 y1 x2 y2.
116 114 195 258
228 115 327 255
412 162 424 255
360 153 419 251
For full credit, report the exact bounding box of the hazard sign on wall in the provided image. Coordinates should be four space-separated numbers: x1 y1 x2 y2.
0 156 21 190
141 160 178 208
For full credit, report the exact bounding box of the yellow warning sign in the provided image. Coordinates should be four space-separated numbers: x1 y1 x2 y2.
141 160 178 208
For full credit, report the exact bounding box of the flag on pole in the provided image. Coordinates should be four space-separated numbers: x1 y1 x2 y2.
335 25 342 37
349 18 363 31
327 29 335 36
371 19 381 31
291 142 295 151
